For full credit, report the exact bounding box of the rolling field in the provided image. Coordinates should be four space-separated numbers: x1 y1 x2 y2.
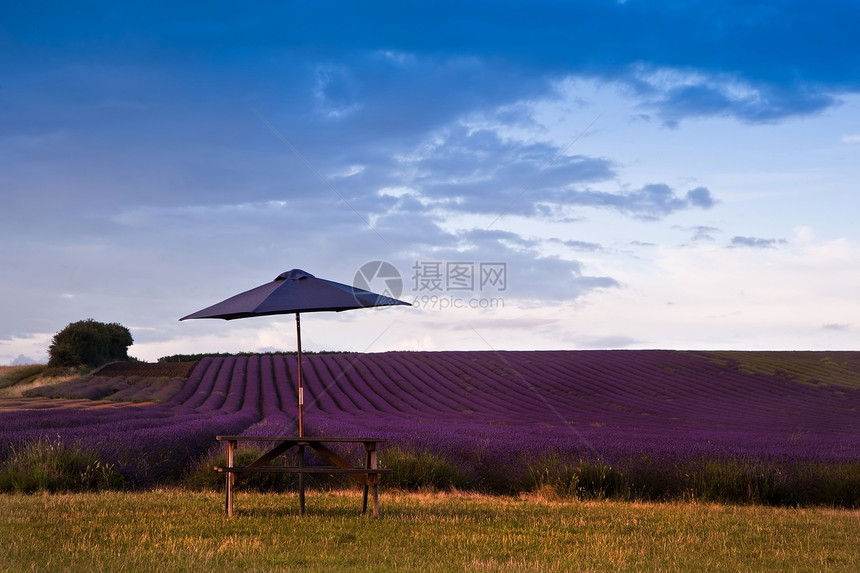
2 351 859 504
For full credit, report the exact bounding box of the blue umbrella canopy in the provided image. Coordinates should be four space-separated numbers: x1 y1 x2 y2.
179 268 409 320
180 269 411 435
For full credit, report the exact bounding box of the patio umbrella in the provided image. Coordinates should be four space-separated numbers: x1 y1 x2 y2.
180 268 410 435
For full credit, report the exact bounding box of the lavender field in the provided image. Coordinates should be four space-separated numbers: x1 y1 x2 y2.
3 351 859 505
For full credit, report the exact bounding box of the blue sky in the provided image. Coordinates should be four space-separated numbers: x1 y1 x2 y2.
2 1 860 364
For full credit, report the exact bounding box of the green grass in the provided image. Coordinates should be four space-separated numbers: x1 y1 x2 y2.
0 364 47 390
704 351 860 389
0 490 857 572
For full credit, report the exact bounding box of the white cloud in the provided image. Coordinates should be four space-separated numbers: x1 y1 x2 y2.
0 333 52 365
566 236 860 350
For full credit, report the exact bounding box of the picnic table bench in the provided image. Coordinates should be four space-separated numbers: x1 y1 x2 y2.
214 436 392 516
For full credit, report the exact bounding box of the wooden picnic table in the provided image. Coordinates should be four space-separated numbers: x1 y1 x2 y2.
214 436 392 517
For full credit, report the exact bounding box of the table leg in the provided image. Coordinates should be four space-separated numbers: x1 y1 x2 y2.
371 446 380 517
298 444 306 516
362 446 371 514
361 442 380 517
226 440 236 517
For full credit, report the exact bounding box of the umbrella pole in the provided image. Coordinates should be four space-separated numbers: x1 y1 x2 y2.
296 312 303 437
295 312 305 514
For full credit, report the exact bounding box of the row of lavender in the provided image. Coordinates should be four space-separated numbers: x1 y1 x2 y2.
3 351 859 502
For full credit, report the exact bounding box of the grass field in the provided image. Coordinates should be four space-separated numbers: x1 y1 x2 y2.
1 489 857 572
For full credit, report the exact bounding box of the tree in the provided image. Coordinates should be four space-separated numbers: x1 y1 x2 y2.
47 319 134 368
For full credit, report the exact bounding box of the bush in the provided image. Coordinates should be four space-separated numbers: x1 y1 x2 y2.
519 454 860 507
379 446 473 491
48 319 134 368
525 455 631 500
0 438 125 493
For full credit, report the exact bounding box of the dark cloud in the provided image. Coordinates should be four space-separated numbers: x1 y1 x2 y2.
575 335 642 349
552 239 604 253
459 229 541 250
395 125 617 215
637 80 840 127
448 318 559 333
730 236 788 248
676 225 722 242
630 240 658 248
4 1 855 134
555 184 716 220
685 187 716 209
378 126 716 221
10 1 852 86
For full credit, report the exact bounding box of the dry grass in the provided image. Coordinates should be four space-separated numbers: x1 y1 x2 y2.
0 374 77 398
0 489 857 572
0 396 153 412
